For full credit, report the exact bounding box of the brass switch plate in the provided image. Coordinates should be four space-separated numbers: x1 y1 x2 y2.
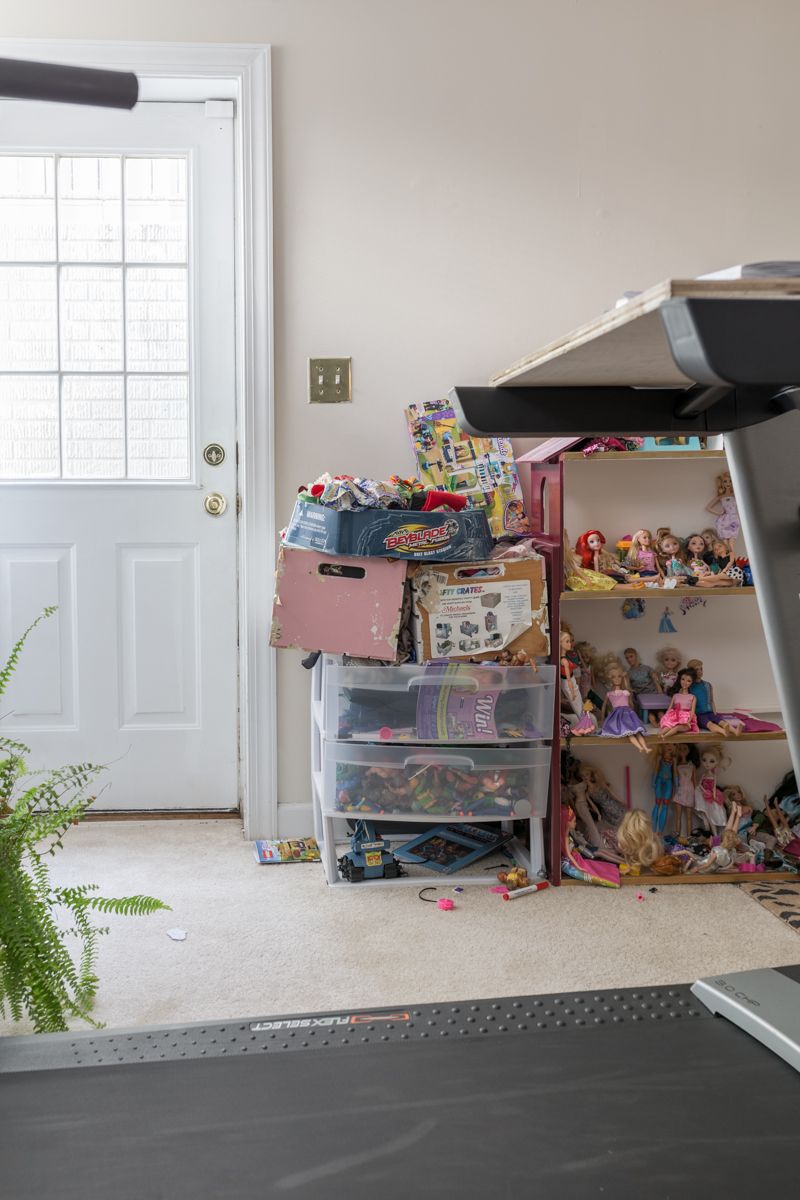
309 357 352 403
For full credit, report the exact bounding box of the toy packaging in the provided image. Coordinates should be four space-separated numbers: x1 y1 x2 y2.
269 545 407 659
394 823 513 873
409 557 549 663
405 399 529 538
254 838 321 864
282 498 493 562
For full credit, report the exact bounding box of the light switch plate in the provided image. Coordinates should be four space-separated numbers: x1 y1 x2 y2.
309 357 352 403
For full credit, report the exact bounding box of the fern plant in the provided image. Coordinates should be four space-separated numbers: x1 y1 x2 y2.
0 608 170 1032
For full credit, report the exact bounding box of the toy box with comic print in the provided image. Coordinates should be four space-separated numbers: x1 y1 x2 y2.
405 399 529 539
282 498 493 561
410 557 549 663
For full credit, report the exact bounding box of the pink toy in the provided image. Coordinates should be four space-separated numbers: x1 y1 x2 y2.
437 897 455 910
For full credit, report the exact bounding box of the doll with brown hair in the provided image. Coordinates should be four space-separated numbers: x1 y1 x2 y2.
559 621 584 718
682 531 735 587
654 645 683 693
599 661 650 753
659 668 700 739
672 743 697 840
707 471 740 550
655 529 694 583
625 529 663 580
694 744 729 836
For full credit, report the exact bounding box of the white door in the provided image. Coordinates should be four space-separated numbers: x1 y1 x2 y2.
0 100 239 811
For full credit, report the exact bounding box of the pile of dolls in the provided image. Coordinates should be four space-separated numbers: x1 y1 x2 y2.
561 752 800 884
558 627 783 749
564 472 748 591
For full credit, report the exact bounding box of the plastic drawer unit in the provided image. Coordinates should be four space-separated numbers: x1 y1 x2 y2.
322 742 551 822
321 657 556 745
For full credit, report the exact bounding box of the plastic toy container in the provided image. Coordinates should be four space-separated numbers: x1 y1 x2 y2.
322 742 551 821
321 657 556 744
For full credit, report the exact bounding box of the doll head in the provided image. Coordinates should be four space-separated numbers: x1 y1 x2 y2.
605 662 627 690
711 538 731 560
701 528 717 549
656 742 676 765
575 530 606 569
675 742 690 764
560 620 574 654
699 744 725 774
655 646 682 675
685 533 707 559
670 667 697 696
724 784 746 808
716 471 733 497
655 528 684 563
623 647 640 669
617 810 663 869
575 640 597 668
686 657 703 680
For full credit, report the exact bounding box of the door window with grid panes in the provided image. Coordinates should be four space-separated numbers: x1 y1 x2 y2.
0 154 190 480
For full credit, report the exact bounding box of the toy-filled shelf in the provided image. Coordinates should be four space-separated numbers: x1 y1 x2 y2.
561 587 756 601
571 728 786 747
561 450 725 461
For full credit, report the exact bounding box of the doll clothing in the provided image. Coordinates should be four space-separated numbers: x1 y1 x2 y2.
695 775 727 828
628 663 657 695
715 496 740 540
632 548 659 575
674 763 695 808
659 670 678 692
690 680 744 732
659 692 699 733
590 785 626 826
600 689 647 738
565 566 616 592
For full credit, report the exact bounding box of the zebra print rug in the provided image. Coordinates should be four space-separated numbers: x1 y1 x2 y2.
739 881 800 934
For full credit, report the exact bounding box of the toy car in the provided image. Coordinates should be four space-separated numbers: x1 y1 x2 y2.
337 820 404 883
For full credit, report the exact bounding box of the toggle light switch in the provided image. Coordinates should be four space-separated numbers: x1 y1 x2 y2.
309 358 352 403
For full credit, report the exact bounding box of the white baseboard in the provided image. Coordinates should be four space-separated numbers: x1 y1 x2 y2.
277 803 315 839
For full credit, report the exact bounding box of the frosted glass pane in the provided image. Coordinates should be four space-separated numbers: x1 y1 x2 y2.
0 375 59 478
57 157 122 262
60 266 123 372
127 375 189 479
126 267 187 372
0 266 58 370
62 375 125 479
0 156 56 261
125 158 187 263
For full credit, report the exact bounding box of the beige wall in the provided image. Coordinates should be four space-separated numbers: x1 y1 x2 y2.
5 1 799 831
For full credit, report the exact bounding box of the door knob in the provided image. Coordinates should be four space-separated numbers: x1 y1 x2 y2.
204 492 227 516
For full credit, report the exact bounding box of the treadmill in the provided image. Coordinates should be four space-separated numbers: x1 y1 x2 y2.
2 60 799 1199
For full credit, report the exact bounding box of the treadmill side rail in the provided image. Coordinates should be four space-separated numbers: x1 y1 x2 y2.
691 967 800 1075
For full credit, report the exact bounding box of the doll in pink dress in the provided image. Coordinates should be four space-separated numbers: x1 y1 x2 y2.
659 668 700 739
599 663 651 754
694 745 728 836
672 743 696 840
625 529 663 580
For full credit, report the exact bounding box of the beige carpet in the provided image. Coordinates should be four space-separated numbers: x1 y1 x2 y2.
3 819 800 1036
739 880 800 934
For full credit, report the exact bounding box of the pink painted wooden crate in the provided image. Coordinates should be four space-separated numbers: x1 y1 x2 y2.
270 545 407 660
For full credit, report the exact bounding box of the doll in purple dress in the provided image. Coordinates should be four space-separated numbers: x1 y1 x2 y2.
600 663 650 754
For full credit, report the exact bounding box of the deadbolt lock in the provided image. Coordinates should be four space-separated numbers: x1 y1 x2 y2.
203 443 226 466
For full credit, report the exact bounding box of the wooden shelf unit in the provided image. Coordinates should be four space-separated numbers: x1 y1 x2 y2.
562 449 725 461
562 587 756 601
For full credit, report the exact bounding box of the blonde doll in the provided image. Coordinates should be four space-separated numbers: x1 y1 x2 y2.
559 622 584 718
599 662 650 754
706 471 740 549
625 529 663 580
654 646 683 693
617 810 663 869
694 744 729 836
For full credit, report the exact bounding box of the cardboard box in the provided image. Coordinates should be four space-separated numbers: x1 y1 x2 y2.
410 557 549 663
270 545 407 660
282 498 493 562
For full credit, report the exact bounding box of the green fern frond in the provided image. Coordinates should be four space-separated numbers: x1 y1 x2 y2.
0 606 57 701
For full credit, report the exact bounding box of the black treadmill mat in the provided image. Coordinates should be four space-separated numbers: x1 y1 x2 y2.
3 976 800 1200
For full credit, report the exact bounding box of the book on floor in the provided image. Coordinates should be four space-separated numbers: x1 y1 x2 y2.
394 823 512 874
254 838 321 864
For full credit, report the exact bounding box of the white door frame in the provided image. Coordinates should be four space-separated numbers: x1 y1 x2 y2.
0 38 277 839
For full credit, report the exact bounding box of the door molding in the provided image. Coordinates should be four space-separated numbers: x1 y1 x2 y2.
0 38 277 839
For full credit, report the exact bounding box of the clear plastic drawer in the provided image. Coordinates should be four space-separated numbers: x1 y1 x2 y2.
322 658 555 744
322 742 551 821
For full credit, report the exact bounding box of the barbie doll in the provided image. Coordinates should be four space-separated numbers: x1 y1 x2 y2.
659 668 700 738
707 471 740 546
617 810 663 870
684 805 751 873
578 761 627 827
673 743 697 840
574 640 602 705
599 662 650 753
655 646 683 692
625 529 663 579
722 784 754 833
559 622 584 718
651 744 676 832
694 744 729 836
686 658 743 737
